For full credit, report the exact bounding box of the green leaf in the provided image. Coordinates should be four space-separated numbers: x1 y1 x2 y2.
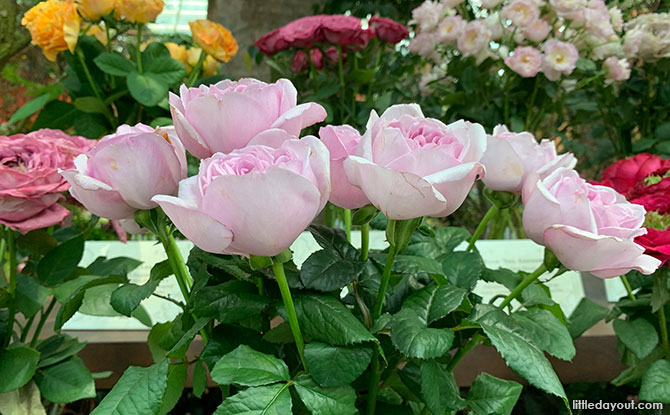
308 225 359 261
141 42 171 66
166 317 210 355
652 272 669 313
54 274 128 330
191 280 269 323
285 294 376 345
144 57 188 86
127 71 169 107
94 52 136 76
567 297 608 338
79 284 123 316
86 256 142 277
391 308 454 359
147 322 172 363
110 281 160 316
9 93 50 124
405 227 470 258
655 123 670 141
479 320 567 401
420 361 465 414
74 111 108 139
300 250 363 292
0 347 40 393
150 260 173 282
467 373 522 415
37 237 84 286
403 284 467 324
294 374 357 415
159 364 187 415
211 345 289 386
15 275 50 318
304 342 373 387
201 324 273 370
74 96 109 114
441 252 482 291
390 255 443 275
192 361 207 398
33 101 77 130
34 357 95 403
0 381 46 415
91 360 169 415
345 69 376 84
639 359 670 403
214 383 292 415
481 268 520 291
37 335 86 368
314 82 340 99
512 308 575 360
613 318 659 360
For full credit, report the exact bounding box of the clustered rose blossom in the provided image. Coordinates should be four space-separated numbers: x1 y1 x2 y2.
625 13 670 61
1 130 94 233
409 0 635 83
598 154 670 266
255 14 407 57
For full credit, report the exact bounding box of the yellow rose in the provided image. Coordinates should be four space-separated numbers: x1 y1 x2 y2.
166 42 189 66
187 47 219 76
76 0 114 20
86 25 108 45
21 0 80 62
114 0 164 23
188 19 238 63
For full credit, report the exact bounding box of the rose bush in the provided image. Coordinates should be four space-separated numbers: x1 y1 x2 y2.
0 129 93 233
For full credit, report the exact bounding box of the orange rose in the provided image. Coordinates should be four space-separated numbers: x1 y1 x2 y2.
166 42 189 66
76 0 114 20
188 19 238 63
114 0 164 23
187 47 219 76
21 0 80 62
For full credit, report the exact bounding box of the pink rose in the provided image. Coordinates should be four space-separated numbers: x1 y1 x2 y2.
523 19 552 43
0 129 94 233
60 124 187 220
411 1 445 32
169 78 327 159
152 135 330 256
319 125 369 209
436 16 466 43
522 168 660 278
409 32 437 57
458 21 492 57
255 16 324 55
542 39 579 80
343 104 486 220
584 0 616 40
603 56 631 84
501 0 540 28
549 0 587 22
504 46 543 77
480 125 576 193
369 16 408 44
321 15 373 48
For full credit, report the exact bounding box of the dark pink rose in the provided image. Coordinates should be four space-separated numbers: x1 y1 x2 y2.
599 153 670 195
0 129 94 233
369 16 409 43
255 15 325 55
321 15 373 48
636 227 670 267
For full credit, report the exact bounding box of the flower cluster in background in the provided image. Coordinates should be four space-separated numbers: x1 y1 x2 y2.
409 0 635 83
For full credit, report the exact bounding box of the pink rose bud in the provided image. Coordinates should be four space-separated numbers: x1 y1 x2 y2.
481 125 576 194
504 46 543 77
319 125 370 209
343 104 486 220
523 19 552 43
522 167 661 278
603 56 631 84
152 136 330 257
170 78 327 159
0 129 94 233
60 124 187 220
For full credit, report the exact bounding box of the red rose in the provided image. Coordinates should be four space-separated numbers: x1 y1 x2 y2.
369 16 409 44
636 227 670 266
600 153 670 195
629 177 670 214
